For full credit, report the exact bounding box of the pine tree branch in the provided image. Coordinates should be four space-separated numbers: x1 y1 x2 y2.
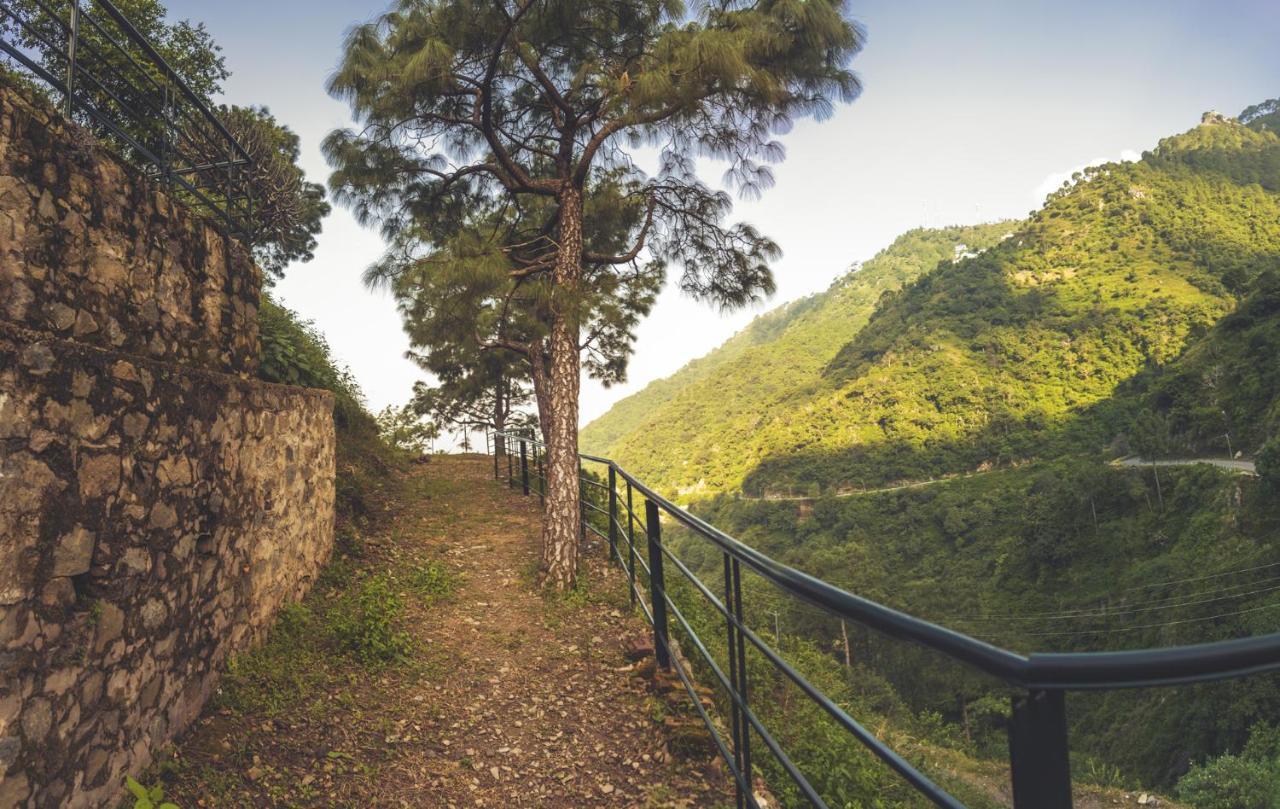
584 197 657 265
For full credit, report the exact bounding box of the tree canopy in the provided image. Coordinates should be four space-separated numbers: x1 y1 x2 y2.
326 0 865 587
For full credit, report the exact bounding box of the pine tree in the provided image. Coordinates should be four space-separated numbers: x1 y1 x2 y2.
326 0 864 588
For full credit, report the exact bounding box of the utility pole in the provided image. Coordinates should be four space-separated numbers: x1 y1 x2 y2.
840 620 852 670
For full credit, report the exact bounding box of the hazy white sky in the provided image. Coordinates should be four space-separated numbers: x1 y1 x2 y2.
167 0 1280 426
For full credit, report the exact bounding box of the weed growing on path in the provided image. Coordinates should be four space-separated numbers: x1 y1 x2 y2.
404 558 455 602
330 572 412 666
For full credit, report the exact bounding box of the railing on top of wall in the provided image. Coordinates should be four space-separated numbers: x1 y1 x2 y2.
0 0 255 241
488 429 1280 809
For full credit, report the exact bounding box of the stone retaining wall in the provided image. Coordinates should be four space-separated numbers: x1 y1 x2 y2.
0 77 336 809
0 82 260 376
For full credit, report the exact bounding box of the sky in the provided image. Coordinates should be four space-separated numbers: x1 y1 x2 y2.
165 0 1280 430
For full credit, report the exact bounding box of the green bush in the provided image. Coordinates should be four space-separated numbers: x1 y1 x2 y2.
258 298 360 400
1175 753 1277 809
329 573 411 666
406 559 454 601
1259 437 1280 488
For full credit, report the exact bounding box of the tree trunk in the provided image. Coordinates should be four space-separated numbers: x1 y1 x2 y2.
1152 462 1164 510
541 187 584 591
492 377 507 458
528 341 553 445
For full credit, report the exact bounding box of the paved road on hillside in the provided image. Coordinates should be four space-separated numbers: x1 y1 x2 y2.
1114 456 1257 475
739 455 1259 503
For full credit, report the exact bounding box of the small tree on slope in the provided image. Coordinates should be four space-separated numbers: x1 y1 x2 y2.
325 0 864 589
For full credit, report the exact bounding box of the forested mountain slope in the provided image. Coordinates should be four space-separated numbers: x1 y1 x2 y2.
586 109 1280 499
621 101 1280 796
581 223 1017 492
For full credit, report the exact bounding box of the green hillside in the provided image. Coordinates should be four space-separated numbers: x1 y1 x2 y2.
581 223 1018 493
587 101 1280 798
588 110 1280 499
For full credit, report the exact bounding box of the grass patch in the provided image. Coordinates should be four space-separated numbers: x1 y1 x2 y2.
216 603 326 716
404 558 455 602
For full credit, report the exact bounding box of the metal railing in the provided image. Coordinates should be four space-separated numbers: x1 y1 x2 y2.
0 0 254 240
490 430 1280 808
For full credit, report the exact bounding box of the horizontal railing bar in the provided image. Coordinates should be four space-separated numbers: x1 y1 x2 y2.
150 157 253 177
92 0 251 162
487 433 1280 692
730 590 965 806
654 610 757 804
647 532 961 805
0 39 64 93
663 592 826 807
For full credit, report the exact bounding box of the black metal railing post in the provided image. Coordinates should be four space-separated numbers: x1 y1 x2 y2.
607 466 618 562
492 433 500 480
64 0 80 116
723 556 753 807
537 445 545 504
579 461 587 542
732 558 753 801
626 480 637 605
725 553 746 809
1008 689 1072 809
507 446 514 488
645 499 671 670
520 439 530 496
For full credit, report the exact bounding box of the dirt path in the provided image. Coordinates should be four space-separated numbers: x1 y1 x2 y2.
159 455 730 808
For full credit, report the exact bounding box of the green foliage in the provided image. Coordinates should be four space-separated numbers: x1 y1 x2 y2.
217 601 328 716
1260 437 1280 487
585 99 1280 799
1132 268 1280 456
123 776 179 809
217 106 330 280
405 559 455 602
375 402 439 455
582 222 1020 490
1177 754 1276 809
1242 98 1280 134
329 573 412 667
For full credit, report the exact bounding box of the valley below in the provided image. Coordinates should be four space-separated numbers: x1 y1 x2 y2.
583 98 1280 807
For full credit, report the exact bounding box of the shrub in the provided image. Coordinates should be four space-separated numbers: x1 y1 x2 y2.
1175 753 1277 809
1258 436 1280 488
329 573 411 666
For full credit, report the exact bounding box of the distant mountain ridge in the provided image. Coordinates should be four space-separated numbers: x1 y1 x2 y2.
584 103 1280 498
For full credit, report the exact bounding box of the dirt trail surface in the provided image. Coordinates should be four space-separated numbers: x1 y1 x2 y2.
159 455 730 808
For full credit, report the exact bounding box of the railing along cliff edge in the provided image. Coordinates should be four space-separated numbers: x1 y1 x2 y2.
489 430 1280 809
